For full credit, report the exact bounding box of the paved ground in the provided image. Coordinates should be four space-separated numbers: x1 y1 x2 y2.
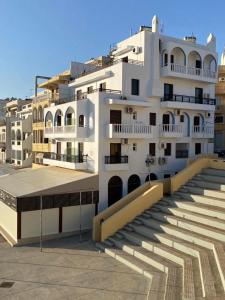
0 233 150 299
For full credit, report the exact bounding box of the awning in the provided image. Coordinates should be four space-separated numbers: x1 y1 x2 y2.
38 70 71 89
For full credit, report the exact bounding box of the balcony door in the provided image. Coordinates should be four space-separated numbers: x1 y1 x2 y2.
195 88 203 103
110 143 121 157
164 84 173 100
78 142 84 162
110 110 121 124
163 114 170 124
67 142 72 162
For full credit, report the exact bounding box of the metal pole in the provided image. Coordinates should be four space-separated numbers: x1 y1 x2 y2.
40 195 43 252
79 192 82 242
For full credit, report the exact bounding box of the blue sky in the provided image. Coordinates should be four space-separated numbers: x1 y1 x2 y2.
0 0 224 98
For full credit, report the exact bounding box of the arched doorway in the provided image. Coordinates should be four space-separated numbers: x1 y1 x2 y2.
145 173 158 182
181 112 190 137
128 174 141 193
108 176 123 207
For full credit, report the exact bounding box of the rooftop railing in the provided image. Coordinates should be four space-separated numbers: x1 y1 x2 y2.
43 152 87 163
161 94 215 105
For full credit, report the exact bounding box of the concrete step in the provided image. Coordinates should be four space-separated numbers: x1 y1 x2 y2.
157 199 225 221
119 229 217 298
188 179 225 191
130 217 225 294
174 192 225 209
120 229 197 299
151 205 225 231
140 213 225 243
109 236 183 299
96 241 166 300
202 168 225 178
194 173 225 184
181 185 225 200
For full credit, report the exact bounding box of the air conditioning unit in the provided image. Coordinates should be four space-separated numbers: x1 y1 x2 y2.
175 109 181 116
158 157 167 165
204 93 210 98
159 143 166 149
126 107 133 114
133 46 141 54
121 138 128 145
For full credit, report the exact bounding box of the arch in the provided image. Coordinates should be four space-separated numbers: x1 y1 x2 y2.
161 49 169 67
108 176 123 207
54 109 63 127
11 130 15 140
33 107 37 123
145 173 158 182
45 111 53 127
203 54 217 76
170 47 186 65
188 51 202 74
65 106 75 126
181 112 190 137
79 114 84 127
193 113 204 131
162 111 175 125
38 106 43 122
128 174 141 193
16 129 21 141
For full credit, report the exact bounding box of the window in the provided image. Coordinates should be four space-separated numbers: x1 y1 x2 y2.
132 112 137 120
195 88 203 103
149 113 156 126
133 143 137 151
149 143 155 156
195 143 201 155
79 115 84 127
76 89 82 100
215 115 224 123
99 82 106 91
180 115 184 122
170 55 174 64
164 174 170 178
131 79 139 96
87 86 93 94
164 53 168 66
164 143 171 156
164 83 173 100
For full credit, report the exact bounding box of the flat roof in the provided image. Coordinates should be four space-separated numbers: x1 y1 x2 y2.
0 166 98 198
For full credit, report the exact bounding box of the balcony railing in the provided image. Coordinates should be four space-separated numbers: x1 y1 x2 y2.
105 155 128 164
45 125 76 135
192 126 214 137
159 124 183 134
176 150 189 158
161 94 215 105
111 124 152 134
44 152 87 163
162 63 217 79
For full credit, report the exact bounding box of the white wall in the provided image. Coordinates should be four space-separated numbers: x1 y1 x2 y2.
0 202 17 242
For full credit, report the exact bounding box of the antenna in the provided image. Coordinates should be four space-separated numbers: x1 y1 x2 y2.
160 22 164 34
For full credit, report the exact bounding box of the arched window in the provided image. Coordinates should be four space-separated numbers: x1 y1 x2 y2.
108 176 123 207
54 109 63 127
33 108 37 123
38 106 43 122
170 47 186 66
128 174 141 193
45 111 53 127
79 115 84 127
65 107 75 126
16 129 21 141
203 54 217 78
188 51 202 75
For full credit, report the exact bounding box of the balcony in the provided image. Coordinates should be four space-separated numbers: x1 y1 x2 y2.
43 153 88 170
161 94 215 111
192 126 214 138
107 124 153 139
159 124 183 138
176 150 189 158
104 155 129 171
161 63 217 83
32 143 51 153
44 125 87 139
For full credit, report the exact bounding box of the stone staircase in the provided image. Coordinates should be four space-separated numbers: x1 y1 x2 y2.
96 168 225 300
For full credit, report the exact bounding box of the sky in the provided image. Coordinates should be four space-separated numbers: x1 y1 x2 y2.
0 0 224 99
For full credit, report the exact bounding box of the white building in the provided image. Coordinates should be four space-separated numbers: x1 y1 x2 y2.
0 123 6 163
43 16 217 211
6 100 33 167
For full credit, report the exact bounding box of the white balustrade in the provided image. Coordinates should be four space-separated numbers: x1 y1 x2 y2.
111 123 152 135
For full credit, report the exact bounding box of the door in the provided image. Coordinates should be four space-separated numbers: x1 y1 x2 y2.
108 176 123 207
163 114 170 124
67 142 72 162
194 116 200 126
110 143 121 163
78 142 84 162
56 142 61 160
195 88 203 103
110 110 121 124
164 84 173 100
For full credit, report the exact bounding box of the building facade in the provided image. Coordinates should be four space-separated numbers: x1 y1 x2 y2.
0 122 6 163
41 16 217 211
215 52 225 152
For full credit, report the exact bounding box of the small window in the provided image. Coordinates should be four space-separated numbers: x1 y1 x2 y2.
132 112 137 120
76 89 82 100
215 115 224 124
164 174 170 178
79 115 84 127
131 79 139 96
149 113 156 126
99 82 106 91
164 53 168 66
149 143 155 156
164 143 171 156
170 55 174 64
87 86 93 94
133 143 137 151
180 115 184 122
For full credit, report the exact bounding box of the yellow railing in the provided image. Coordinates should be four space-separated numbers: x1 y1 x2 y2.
93 181 163 242
32 143 51 152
